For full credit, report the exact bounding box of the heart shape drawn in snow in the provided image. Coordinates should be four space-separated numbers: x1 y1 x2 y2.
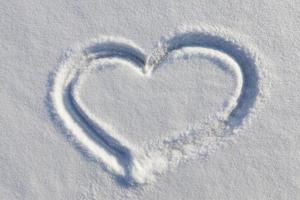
48 26 267 186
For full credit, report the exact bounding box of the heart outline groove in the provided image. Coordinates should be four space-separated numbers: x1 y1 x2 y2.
48 26 267 186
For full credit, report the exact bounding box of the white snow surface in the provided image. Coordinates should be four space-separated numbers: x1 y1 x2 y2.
1 0 300 199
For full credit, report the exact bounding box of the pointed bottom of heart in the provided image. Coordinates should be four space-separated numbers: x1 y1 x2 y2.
48 26 267 186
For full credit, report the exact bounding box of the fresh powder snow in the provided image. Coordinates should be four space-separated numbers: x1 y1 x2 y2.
0 1 299 199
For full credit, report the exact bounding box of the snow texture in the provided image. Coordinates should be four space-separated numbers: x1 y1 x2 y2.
0 0 299 199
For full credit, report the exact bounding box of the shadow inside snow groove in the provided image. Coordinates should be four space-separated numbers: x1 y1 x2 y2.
65 83 137 186
49 29 259 186
163 32 259 127
85 42 146 69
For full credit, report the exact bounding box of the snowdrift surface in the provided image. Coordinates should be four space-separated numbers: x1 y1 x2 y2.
1 0 299 199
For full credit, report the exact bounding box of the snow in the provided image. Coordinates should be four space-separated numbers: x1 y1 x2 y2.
1 0 300 199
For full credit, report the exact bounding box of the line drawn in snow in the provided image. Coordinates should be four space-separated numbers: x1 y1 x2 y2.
47 26 268 186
